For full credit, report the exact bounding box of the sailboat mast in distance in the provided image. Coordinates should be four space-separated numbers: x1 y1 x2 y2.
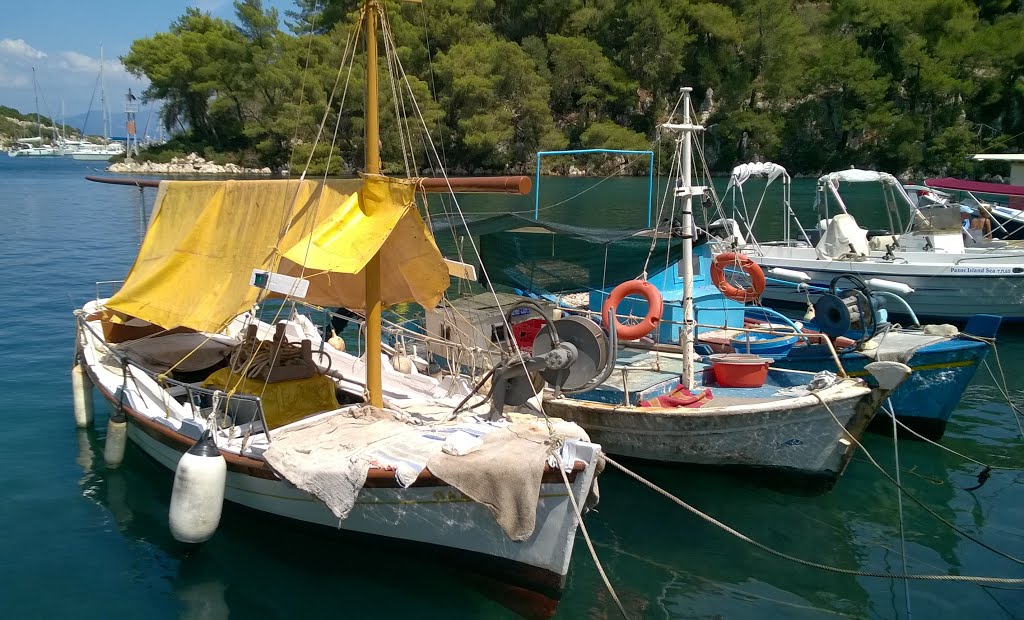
32 66 41 141
99 43 109 141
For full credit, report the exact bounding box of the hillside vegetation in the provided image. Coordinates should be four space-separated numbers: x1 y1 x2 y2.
0 106 80 146
121 0 1024 177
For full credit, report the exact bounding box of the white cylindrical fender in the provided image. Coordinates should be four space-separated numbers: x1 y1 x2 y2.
71 364 95 428
866 278 915 295
103 410 128 468
169 431 227 544
769 267 812 283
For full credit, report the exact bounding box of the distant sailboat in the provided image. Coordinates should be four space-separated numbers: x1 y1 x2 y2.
72 45 126 161
8 68 60 158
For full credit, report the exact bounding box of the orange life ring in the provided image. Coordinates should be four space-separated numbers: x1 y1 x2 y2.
711 252 766 303
601 280 664 341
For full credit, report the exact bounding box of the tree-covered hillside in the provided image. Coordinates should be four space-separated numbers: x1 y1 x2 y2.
121 0 1024 177
0 105 80 146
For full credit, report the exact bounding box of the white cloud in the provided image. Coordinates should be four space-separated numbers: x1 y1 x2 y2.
55 50 135 85
0 43 146 115
0 38 47 61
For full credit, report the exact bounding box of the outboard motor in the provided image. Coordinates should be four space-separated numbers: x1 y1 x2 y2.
812 274 888 350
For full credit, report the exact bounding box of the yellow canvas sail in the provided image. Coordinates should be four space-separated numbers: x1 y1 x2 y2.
106 176 448 332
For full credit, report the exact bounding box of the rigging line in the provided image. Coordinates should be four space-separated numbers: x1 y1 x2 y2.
887 399 914 619
377 7 409 176
641 145 681 278
382 11 420 175
555 454 629 620
982 358 1024 440
80 71 101 137
378 22 466 264
296 11 363 275
959 333 1024 438
385 35 412 177
248 15 365 402
810 392 1024 567
665 89 686 125
986 345 1024 439
417 0 448 172
878 405 1016 471
272 9 362 246
377 16 461 260
382 19 564 437
286 0 321 171
603 454 1024 584
380 7 418 177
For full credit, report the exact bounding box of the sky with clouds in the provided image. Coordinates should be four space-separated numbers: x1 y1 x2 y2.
0 0 295 119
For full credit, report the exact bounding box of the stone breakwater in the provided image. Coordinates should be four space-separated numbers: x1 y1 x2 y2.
107 152 273 175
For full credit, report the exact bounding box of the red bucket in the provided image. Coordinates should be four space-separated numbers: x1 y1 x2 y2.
708 353 772 388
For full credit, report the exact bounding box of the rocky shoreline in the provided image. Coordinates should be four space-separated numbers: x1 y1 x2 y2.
107 152 273 175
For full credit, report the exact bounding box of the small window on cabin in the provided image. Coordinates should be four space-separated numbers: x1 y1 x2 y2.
678 257 701 278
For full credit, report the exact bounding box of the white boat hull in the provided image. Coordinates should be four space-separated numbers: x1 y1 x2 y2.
545 381 879 484
751 247 1024 321
71 153 116 161
8 148 60 157
77 314 601 604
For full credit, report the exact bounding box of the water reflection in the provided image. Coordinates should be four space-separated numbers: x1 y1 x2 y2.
74 426 519 619
565 438 1023 620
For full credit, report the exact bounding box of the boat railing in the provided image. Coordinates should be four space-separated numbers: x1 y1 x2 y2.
554 304 850 377
75 312 274 441
94 280 125 302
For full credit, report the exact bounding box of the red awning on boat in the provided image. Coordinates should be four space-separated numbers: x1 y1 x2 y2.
925 177 1024 197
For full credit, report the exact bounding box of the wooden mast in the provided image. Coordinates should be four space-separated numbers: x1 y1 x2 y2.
364 0 384 407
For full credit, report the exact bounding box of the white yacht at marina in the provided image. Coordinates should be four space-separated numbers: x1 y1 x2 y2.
721 166 1024 322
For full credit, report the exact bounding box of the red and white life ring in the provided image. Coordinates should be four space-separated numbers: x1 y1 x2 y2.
601 280 663 341
711 252 766 303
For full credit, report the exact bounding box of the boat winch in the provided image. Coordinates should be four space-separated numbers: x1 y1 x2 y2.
483 304 615 418
812 274 888 347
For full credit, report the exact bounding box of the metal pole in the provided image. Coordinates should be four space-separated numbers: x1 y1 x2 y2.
680 88 696 391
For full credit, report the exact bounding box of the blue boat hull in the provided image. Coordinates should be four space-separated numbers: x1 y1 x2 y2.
771 339 991 440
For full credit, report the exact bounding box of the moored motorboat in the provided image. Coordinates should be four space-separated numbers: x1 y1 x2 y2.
723 167 1024 322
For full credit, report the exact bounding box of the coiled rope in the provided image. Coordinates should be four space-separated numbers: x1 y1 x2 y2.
229 336 307 380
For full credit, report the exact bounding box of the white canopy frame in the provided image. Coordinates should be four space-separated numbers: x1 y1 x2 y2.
722 161 806 249
815 169 918 235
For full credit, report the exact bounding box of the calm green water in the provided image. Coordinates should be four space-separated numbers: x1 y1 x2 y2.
1 159 1021 618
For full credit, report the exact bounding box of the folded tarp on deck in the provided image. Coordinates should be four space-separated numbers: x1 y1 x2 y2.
106 176 448 332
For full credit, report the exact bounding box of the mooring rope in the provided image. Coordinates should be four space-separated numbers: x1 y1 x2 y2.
602 453 1024 583
958 335 1024 439
877 406 1015 477
555 454 629 619
810 392 1024 567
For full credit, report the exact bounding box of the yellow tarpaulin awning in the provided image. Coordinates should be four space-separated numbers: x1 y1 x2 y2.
106 175 448 333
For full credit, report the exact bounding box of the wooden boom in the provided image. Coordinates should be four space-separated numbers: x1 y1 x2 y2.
84 175 532 195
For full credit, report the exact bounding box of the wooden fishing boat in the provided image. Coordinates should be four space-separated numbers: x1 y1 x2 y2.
70 3 604 616
427 91 911 488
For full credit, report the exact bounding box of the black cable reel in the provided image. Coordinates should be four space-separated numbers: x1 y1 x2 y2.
812 274 887 350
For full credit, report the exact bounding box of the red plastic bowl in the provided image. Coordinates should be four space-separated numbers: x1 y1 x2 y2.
708 353 772 388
